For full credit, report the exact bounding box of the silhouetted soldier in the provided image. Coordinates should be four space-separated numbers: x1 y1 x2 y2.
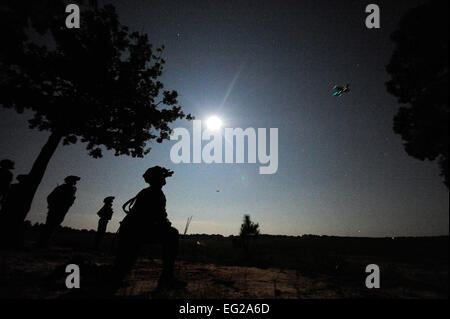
113 166 185 291
38 175 80 248
0 174 29 249
94 196 115 250
0 159 14 208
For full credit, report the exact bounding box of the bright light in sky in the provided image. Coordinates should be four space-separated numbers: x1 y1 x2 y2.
206 116 223 131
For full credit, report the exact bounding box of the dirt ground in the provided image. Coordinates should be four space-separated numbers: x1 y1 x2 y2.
1 242 447 299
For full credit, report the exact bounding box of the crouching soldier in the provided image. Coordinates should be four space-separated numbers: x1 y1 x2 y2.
113 166 185 291
94 196 115 250
38 175 80 248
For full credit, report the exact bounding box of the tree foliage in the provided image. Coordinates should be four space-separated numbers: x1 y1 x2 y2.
238 215 260 255
240 215 260 238
0 2 192 158
386 0 449 188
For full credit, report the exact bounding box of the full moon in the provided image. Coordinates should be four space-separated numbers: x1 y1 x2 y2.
206 116 223 131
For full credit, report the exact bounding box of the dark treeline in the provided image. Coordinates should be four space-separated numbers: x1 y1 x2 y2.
20 221 449 265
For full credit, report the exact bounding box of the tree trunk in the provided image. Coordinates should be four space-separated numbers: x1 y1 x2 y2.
0 131 62 248
26 131 62 205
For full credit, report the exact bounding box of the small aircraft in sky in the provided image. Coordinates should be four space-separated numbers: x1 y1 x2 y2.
333 83 350 97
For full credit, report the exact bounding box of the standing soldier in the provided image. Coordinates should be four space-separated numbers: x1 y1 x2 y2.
38 175 80 248
113 166 186 291
94 196 115 250
0 159 15 208
0 174 29 249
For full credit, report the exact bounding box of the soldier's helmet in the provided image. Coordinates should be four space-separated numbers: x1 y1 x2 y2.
104 196 115 203
0 159 15 169
143 166 174 180
64 175 81 183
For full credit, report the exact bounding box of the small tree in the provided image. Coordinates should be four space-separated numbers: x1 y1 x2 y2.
0 3 192 240
239 215 260 252
386 0 449 188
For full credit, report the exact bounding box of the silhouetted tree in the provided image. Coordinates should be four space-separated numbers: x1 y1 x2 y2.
240 215 260 237
386 0 449 188
0 1 64 66
0 3 192 236
239 215 260 252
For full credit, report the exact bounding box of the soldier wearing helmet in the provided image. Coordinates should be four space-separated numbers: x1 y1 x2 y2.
0 174 29 248
94 196 115 250
37 175 80 248
113 166 185 291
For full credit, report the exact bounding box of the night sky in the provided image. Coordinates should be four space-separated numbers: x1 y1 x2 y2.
0 0 448 237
